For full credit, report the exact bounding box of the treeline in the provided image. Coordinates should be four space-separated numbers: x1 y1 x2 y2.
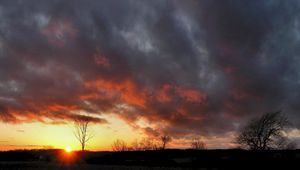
111 136 205 152
74 111 297 152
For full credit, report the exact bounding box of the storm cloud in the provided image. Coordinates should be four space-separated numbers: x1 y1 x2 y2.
1 0 300 145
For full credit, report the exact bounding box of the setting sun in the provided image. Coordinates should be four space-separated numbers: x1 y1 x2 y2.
65 146 72 153
1 0 300 169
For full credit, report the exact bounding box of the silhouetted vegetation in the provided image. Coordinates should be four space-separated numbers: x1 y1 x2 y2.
190 138 206 150
160 135 172 150
112 138 160 151
74 118 94 151
112 139 129 152
130 138 159 151
236 111 294 150
1 112 299 169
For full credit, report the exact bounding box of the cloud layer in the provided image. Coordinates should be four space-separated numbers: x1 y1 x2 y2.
1 0 300 143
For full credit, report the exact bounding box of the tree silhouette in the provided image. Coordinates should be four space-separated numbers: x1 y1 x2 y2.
130 139 140 151
191 138 206 150
74 118 94 151
112 139 128 152
236 111 292 150
160 135 172 150
139 138 159 151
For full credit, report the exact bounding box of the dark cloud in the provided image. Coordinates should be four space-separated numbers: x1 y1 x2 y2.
1 0 300 146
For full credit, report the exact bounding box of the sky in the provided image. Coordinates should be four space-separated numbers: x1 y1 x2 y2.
1 0 300 151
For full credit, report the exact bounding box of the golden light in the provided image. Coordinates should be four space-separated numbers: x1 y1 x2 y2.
65 146 72 153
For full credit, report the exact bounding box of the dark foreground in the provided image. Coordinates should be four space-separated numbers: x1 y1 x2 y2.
0 149 299 170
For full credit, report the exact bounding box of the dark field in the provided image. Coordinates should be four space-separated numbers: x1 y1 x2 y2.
0 149 299 170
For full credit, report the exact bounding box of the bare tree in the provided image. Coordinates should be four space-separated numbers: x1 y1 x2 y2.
112 139 128 152
160 135 172 150
130 139 141 151
139 138 159 151
74 118 94 151
191 138 206 150
130 138 160 151
236 111 292 150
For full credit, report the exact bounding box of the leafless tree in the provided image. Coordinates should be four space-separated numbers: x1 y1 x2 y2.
160 135 172 150
112 139 128 152
130 138 160 151
130 139 141 151
236 111 292 150
191 138 206 150
140 138 159 150
74 118 94 151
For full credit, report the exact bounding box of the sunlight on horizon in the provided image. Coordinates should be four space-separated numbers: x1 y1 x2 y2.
0 114 144 151
65 146 72 153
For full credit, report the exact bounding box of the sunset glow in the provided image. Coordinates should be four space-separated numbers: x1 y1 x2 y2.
1 0 300 152
65 146 72 153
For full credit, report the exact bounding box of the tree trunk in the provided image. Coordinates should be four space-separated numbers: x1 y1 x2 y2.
82 143 85 151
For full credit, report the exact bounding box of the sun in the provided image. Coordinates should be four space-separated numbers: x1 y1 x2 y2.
65 146 72 153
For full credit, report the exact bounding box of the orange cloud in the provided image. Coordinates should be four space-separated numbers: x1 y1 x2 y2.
84 79 147 108
156 84 173 103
